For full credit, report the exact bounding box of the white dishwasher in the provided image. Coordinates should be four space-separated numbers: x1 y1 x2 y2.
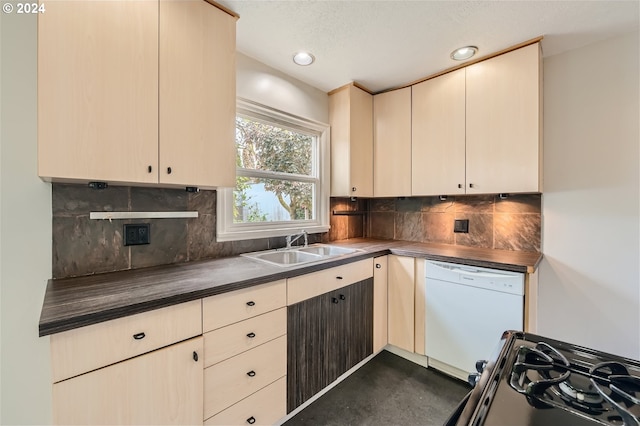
425 260 524 381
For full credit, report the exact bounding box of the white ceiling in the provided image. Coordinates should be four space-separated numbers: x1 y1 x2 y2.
217 0 640 94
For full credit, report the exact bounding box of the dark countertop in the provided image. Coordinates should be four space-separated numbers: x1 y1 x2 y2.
38 238 542 337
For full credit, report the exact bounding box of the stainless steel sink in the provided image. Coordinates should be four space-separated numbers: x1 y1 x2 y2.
241 244 363 267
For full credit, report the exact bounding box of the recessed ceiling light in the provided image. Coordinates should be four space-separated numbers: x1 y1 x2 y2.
450 46 478 61
293 51 315 66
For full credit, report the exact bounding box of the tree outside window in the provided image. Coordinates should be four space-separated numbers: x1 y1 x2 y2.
234 115 317 223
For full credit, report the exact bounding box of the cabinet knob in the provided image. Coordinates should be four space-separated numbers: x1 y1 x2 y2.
331 297 339 304
336 276 343 280
246 332 256 338
469 183 474 188
375 263 382 269
148 165 152 173
339 294 346 300
247 370 256 377
133 332 146 340
167 167 172 174
246 301 256 307
351 187 357 192
458 183 463 189
193 351 199 362
247 417 256 425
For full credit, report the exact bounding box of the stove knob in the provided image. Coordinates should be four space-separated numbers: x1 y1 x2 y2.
468 372 481 387
475 360 487 373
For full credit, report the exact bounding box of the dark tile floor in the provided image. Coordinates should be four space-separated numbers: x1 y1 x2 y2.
284 350 471 426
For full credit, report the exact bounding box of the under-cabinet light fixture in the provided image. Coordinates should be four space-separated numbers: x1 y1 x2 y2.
450 46 478 61
293 51 315 66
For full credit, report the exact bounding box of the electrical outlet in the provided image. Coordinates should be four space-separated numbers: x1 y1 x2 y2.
454 219 469 233
124 224 150 246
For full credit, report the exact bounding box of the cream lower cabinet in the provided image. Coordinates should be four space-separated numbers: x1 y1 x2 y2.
387 255 415 352
53 338 203 425
50 301 203 425
38 0 236 188
202 280 287 425
373 255 389 352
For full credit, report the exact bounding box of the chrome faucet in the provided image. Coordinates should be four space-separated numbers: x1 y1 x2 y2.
286 230 308 249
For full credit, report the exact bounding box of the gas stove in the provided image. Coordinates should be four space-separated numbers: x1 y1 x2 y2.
450 331 640 426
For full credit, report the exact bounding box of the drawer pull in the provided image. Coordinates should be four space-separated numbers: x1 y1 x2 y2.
133 332 146 340
375 263 382 269
247 417 256 425
246 301 256 307
336 276 343 280
193 351 198 362
247 370 256 377
332 297 339 304
339 294 346 300
247 332 256 338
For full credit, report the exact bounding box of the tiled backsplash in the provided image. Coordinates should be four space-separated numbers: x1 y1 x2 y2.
368 194 541 251
51 184 320 278
52 184 540 278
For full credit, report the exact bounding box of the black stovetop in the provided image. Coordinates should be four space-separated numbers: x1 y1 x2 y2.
458 331 640 426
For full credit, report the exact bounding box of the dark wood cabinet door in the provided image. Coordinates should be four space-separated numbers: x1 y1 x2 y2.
287 278 373 412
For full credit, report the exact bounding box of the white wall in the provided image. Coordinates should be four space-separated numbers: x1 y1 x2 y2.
539 31 640 359
236 52 329 123
1 10 53 425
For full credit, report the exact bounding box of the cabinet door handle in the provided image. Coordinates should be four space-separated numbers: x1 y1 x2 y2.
133 332 146 340
246 301 256 307
148 165 152 173
351 187 357 192
339 294 346 300
247 417 256 425
332 297 339 304
193 351 199 362
469 183 474 188
336 276 343 280
247 332 256 338
458 183 463 189
167 167 172 174
375 263 382 269
247 370 256 377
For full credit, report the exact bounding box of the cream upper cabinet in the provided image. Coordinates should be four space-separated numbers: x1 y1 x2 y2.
373 87 412 197
159 0 236 188
411 69 466 196
38 0 159 184
329 84 374 197
465 43 542 194
38 0 237 189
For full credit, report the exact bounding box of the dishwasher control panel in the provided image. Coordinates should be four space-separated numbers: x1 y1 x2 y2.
425 261 524 296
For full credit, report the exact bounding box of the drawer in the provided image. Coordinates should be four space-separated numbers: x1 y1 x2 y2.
204 308 286 367
203 280 286 332
204 335 286 419
287 258 373 304
204 376 286 426
50 300 202 383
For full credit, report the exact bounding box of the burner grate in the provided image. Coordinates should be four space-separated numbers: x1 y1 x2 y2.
509 344 640 425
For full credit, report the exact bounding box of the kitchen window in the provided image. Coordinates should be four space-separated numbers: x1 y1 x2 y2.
216 99 330 241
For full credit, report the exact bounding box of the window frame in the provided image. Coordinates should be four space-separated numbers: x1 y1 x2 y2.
216 98 330 242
